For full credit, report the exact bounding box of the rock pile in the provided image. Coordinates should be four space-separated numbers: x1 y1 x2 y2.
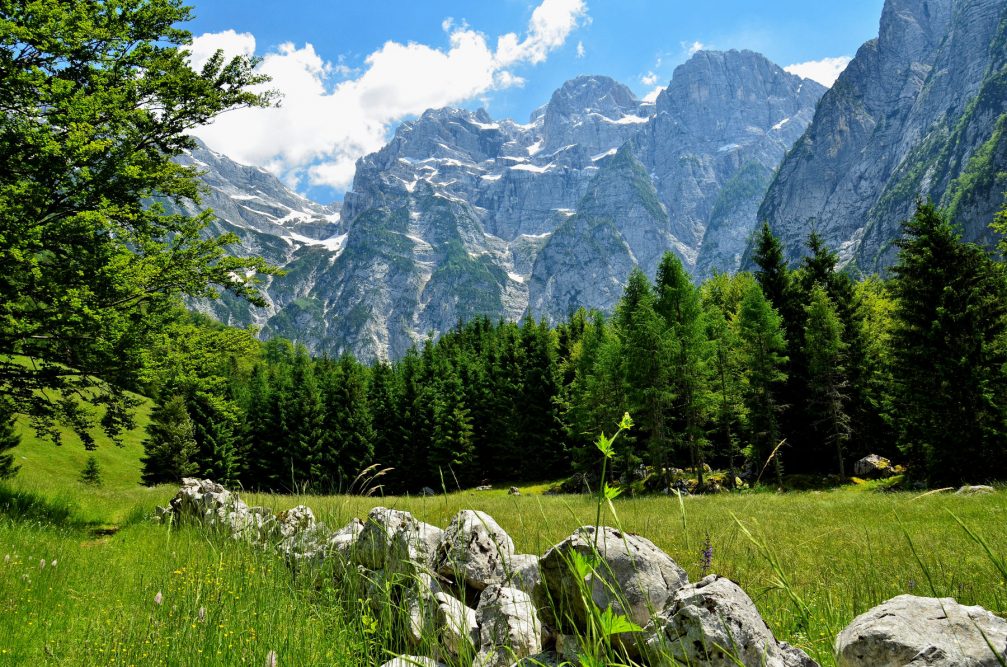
165 479 1007 666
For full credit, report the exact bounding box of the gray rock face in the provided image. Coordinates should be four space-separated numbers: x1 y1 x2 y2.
537 525 689 633
353 507 443 575
854 454 895 479
835 594 1007 666
475 585 543 667
644 575 819 667
759 0 1007 272
189 52 822 360
436 510 517 590
434 591 479 658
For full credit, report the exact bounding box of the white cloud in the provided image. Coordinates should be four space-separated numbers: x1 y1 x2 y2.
576 40 585 58
640 71 658 86
785 56 852 87
188 29 256 71
191 0 587 192
685 41 705 56
642 86 663 103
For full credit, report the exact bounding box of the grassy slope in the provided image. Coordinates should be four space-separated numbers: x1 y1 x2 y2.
3 424 1007 665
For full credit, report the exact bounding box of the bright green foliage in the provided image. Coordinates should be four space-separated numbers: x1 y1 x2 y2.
701 274 752 486
140 394 198 486
736 282 789 481
613 269 668 475
430 366 475 486
0 0 275 445
0 397 20 479
890 202 1007 484
655 252 711 482
804 285 850 477
79 455 103 487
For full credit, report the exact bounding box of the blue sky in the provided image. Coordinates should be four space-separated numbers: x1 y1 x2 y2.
185 0 884 202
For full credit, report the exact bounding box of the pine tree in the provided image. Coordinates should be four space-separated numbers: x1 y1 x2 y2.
188 393 240 487
321 355 376 492
614 268 669 477
890 202 1007 484
79 455 103 487
804 285 850 477
429 365 475 488
0 398 21 480
736 282 789 485
141 394 199 486
517 318 566 479
654 252 710 485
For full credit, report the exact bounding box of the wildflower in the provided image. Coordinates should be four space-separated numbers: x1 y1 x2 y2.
265 650 278 667
154 591 163 606
3 554 9 564
50 560 57 569
39 559 45 570
700 532 714 577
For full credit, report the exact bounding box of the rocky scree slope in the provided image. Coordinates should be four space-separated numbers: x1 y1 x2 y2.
186 50 822 360
758 0 1007 271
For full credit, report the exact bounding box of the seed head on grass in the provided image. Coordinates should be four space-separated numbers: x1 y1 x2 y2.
265 649 277 667
198 607 206 622
39 559 45 570
154 591 163 606
3 554 8 564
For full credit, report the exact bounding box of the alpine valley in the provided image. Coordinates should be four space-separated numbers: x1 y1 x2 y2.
190 0 1007 361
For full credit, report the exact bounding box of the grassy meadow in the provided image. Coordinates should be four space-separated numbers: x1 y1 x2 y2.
3 416 1007 665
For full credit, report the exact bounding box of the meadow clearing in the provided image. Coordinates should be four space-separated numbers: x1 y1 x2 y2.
2 415 1006 666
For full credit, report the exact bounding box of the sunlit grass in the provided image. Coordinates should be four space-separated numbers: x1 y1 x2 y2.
4 424 1007 665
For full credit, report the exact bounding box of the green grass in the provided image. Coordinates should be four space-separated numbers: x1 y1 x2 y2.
4 426 1007 665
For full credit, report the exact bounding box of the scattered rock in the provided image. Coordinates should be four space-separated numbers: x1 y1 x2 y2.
277 505 316 538
835 594 1007 666
537 525 688 635
403 573 446 646
503 553 540 594
475 585 543 667
378 657 444 667
853 454 895 479
956 485 995 496
474 485 493 491
326 518 364 564
435 591 478 658
644 574 819 666
354 507 443 575
421 486 437 496
508 487 521 496
507 653 560 666
437 510 516 590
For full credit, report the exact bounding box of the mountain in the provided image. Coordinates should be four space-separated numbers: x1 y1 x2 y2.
189 50 823 360
758 0 1007 270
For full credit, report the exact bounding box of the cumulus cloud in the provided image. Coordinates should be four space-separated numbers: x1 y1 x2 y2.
576 40 586 58
785 56 852 87
188 29 256 71
190 0 588 192
640 71 658 86
685 40 705 56
642 86 663 103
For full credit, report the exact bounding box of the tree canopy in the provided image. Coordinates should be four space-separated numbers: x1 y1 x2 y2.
0 0 275 445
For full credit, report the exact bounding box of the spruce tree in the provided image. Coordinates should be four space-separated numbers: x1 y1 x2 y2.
79 455 103 487
141 394 199 486
517 318 566 479
614 268 669 477
321 355 376 492
890 202 1007 484
429 366 475 488
0 399 20 480
654 252 710 485
187 393 240 487
736 283 789 485
804 285 850 477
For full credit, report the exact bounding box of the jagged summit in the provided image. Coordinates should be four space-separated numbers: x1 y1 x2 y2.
192 50 827 359
758 0 1006 270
